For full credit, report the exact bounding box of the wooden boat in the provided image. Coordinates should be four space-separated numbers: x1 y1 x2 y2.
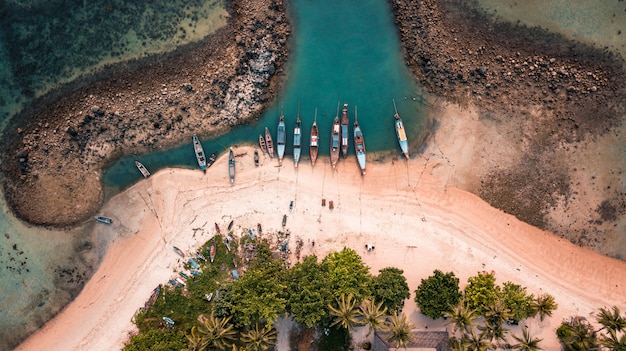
264 127 274 158
95 216 112 224
228 220 234 231
228 147 235 184
354 106 366 176
254 149 259 167
341 103 349 158
257 223 263 235
192 134 207 172
209 241 216 263
309 109 319 167
393 99 410 159
330 104 341 169
134 160 150 178
207 153 217 168
259 134 267 154
224 236 231 252
179 272 189 280
293 108 302 168
276 114 286 165
173 246 185 257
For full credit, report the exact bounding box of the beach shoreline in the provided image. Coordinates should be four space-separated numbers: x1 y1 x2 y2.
15 144 626 350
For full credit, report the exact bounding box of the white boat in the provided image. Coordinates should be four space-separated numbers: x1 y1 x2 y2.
228 147 235 184
293 106 302 167
341 103 349 158
277 114 286 165
354 106 366 175
192 134 207 172
134 160 150 178
393 99 409 159
95 216 112 224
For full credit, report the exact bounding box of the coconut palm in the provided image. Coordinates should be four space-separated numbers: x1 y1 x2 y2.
329 293 361 332
599 329 626 350
385 312 415 348
531 293 558 322
597 306 626 334
445 299 479 335
183 326 209 351
357 299 388 336
464 328 494 351
449 335 468 351
240 323 277 351
197 312 237 350
512 327 543 351
480 297 511 346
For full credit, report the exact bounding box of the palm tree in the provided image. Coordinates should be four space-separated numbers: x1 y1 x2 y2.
464 328 494 351
197 312 237 350
357 299 388 336
385 312 415 348
531 293 558 322
329 293 361 332
445 299 479 335
481 297 511 346
240 323 277 351
599 329 626 350
597 306 626 334
183 326 209 351
512 327 543 351
449 335 468 351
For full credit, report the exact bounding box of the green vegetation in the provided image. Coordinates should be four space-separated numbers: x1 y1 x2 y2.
557 306 626 351
414 270 461 319
370 267 410 313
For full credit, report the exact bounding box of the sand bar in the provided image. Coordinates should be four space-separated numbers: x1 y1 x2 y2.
15 144 626 351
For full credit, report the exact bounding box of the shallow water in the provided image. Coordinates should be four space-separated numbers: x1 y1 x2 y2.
0 0 625 349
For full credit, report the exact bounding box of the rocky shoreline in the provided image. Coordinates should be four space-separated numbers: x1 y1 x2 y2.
1 0 625 255
1 0 291 227
391 0 626 253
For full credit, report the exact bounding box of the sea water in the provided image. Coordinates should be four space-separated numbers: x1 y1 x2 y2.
0 0 625 349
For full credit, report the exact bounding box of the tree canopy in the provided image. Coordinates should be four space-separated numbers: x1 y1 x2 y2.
285 255 333 327
370 267 410 313
415 270 462 319
464 272 500 316
322 247 371 302
500 281 534 323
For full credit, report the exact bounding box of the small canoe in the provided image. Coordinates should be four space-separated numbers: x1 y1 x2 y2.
254 149 259 167
224 236 231 252
175 277 186 287
95 216 112 224
215 223 221 234
341 103 349 158
189 258 200 269
192 134 207 172
228 220 234 231
282 214 287 227
310 109 319 167
249 228 255 241
195 251 206 261
228 147 236 184
354 106 367 176
179 272 189 280
173 246 185 257
207 152 217 168
191 270 202 277
259 134 267 154
135 160 151 178
257 223 263 235
209 241 216 263
265 127 274 158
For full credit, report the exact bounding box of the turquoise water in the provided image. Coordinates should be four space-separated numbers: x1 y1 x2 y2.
103 0 427 191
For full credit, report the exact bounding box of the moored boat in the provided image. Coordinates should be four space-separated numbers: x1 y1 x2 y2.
309 109 319 167
173 246 185 257
257 223 263 235
353 106 366 175
259 134 267 154
209 241 216 263
228 147 235 184
215 222 221 234
392 99 410 159
277 114 286 165
192 134 207 172
293 107 302 168
135 160 151 178
254 149 259 167
207 152 217 168
341 103 349 158
228 220 234 231
95 216 112 224
265 127 274 158
330 104 341 169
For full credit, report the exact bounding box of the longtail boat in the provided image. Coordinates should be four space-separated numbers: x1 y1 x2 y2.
257 223 263 235
95 216 112 224
259 134 267 154
135 160 151 178
207 153 217 168
173 246 185 257
393 99 410 159
215 222 221 234
228 147 235 184
209 241 216 263
293 106 302 168
264 127 274 158
353 106 366 175
341 103 349 158
330 104 341 169
228 220 234 231
276 114 286 165
192 134 207 172
254 149 259 167
309 109 319 166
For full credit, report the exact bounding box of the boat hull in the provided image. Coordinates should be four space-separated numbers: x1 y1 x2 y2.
192 135 207 171
228 148 235 184
293 119 301 167
354 122 366 175
394 116 409 159
341 103 349 158
330 116 340 168
265 128 274 158
277 117 286 165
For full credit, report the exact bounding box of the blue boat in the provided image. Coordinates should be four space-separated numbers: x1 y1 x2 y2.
232 269 239 280
191 270 202 277
162 317 175 328
353 107 367 176
277 112 286 165
248 228 255 241
168 279 179 287
393 99 409 159
188 258 200 269
179 272 189 280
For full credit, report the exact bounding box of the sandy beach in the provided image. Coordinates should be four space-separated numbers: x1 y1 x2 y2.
15 123 626 350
